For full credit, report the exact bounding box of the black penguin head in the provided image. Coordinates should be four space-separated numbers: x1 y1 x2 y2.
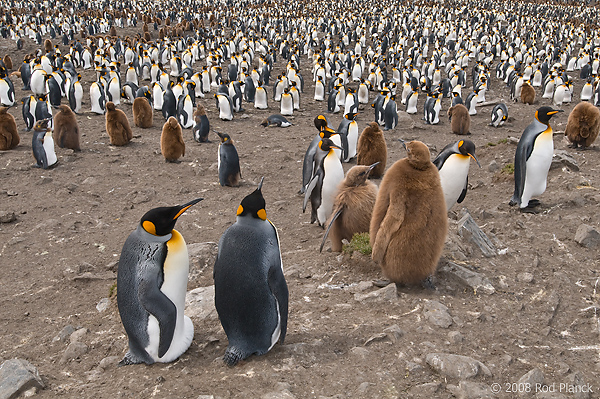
457 140 481 168
319 125 337 139
140 198 203 236
314 114 328 130
345 111 358 120
535 106 563 124
236 177 267 220
216 131 233 144
319 137 342 152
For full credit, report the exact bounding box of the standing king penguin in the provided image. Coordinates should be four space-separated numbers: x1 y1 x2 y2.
117 198 203 365
510 107 563 212
370 141 447 287
214 178 288 366
217 131 241 187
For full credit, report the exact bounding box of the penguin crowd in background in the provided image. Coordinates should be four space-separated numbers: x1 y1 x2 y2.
3 0 600 371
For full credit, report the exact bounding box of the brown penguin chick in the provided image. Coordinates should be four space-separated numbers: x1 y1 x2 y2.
520 82 535 105
3 55 12 70
564 101 600 148
369 141 448 287
44 39 53 53
320 163 379 253
0 106 19 150
161 116 185 162
356 121 387 178
105 101 133 146
53 104 80 151
132 97 153 128
447 103 470 135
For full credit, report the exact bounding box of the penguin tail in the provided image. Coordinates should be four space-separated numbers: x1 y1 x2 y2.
223 346 245 367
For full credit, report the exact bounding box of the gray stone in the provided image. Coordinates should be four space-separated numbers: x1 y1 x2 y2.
406 361 423 372
348 281 373 293
188 242 219 266
52 325 76 343
397 111 415 129
423 300 453 328
551 150 579 171
447 381 496 399
574 225 600 249
518 368 545 394
517 272 534 283
0 211 16 224
350 347 370 358
70 328 88 343
566 371 591 399
449 331 464 343
185 286 218 320
97 356 120 371
0 359 45 399
488 160 499 173
384 324 404 342
457 213 497 257
440 262 495 295
426 353 492 379
353 283 397 302
261 390 295 399
96 298 110 312
60 342 89 363
364 333 388 346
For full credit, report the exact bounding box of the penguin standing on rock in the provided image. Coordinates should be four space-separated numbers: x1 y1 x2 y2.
370 140 447 288
105 101 133 146
52 104 80 151
0 106 19 150
320 163 379 252
192 104 210 142
117 198 203 365
31 119 57 169
214 178 288 367
217 131 241 187
510 106 563 212
564 101 600 149
161 117 185 162
433 140 481 210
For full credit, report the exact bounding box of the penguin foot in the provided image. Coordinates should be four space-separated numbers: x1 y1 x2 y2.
527 199 541 207
421 276 437 290
223 346 245 367
118 351 147 367
373 279 392 288
520 206 539 214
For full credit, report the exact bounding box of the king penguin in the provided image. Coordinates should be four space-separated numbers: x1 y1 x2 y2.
192 103 210 143
215 93 234 121
490 103 508 127
510 106 563 212
117 198 203 365
31 119 57 169
254 81 268 109
303 137 345 227
433 140 481 211
217 131 241 186
214 178 288 366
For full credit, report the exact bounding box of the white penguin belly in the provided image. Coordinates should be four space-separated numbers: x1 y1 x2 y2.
439 155 470 210
521 132 553 207
280 95 294 115
346 123 358 160
43 133 57 166
317 154 344 225
217 96 233 120
146 230 194 362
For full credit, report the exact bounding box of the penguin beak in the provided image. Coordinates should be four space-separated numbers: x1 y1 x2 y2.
399 138 407 151
215 131 224 139
469 153 481 168
367 162 380 174
548 110 564 115
330 144 343 151
257 176 265 191
173 198 203 220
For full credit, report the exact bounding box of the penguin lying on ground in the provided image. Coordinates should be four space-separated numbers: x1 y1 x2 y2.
214 178 288 367
260 114 292 127
117 198 203 365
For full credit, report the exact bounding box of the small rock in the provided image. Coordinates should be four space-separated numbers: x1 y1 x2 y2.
574 224 600 249
356 382 370 394
518 368 545 394
457 213 497 257
423 300 453 328
551 150 579 171
517 272 534 283
69 328 89 343
53 325 76 343
185 286 218 320
566 371 591 399
97 356 120 371
261 390 295 399
0 211 16 223
350 347 370 358
397 111 415 129
406 361 423 372
508 136 520 145
409 382 441 396
383 324 405 342
441 262 495 294
96 298 110 312
364 333 388 346
447 381 496 399
426 353 492 379
488 160 499 173
353 283 397 303
0 359 45 399
348 281 373 293
82 177 98 185
448 331 464 344
60 342 89 363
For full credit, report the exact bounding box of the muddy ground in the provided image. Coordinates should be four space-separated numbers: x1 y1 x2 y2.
0 25 599 399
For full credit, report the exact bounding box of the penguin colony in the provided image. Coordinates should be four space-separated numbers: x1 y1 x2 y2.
2 0 600 372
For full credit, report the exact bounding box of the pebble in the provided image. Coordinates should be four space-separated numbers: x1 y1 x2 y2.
517 368 545 394
517 272 534 283
551 150 579 171
353 283 397 303
70 327 89 343
383 324 405 342
426 353 492 379
574 224 600 249
488 160 499 173
447 381 495 399
0 211 16 223
349 347 370 358
98 356 120 371
185 286 218 320
60 342 89 363
96 298 110 312
52 325 76 343
566 372 591 399
423 300 454 328
448 331 464 344
0 359 45 399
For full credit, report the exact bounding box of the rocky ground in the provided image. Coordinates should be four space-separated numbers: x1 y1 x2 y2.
1 24 600 399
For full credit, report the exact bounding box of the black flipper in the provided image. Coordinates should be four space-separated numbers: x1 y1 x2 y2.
319 207 343 252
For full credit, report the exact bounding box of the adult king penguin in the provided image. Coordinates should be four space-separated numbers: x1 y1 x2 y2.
214 178 288 366
117 198 203 365
433 140 481 211
217 131 241 187
510 106 563 212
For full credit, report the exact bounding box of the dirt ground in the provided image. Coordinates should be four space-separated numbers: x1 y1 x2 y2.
1 22 599 399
